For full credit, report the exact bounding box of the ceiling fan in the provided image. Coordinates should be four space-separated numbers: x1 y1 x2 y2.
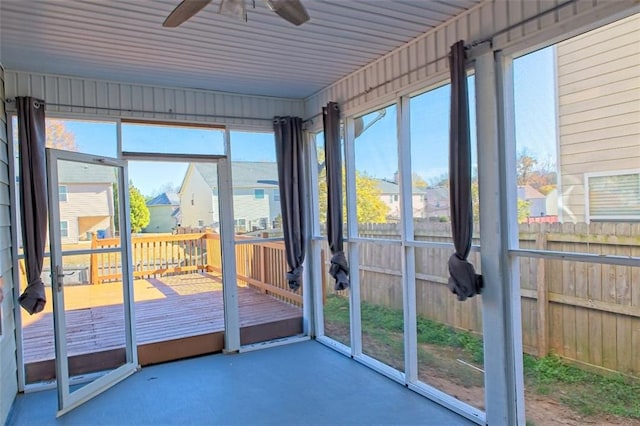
163 0 310 27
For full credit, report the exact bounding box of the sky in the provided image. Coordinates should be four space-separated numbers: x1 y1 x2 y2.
57 46 556 195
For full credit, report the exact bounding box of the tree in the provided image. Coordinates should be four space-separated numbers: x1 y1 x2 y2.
517 148 557 192
429 173 449 188
354 172 389 223
129 185 150 233
412 173 428 189
517 148 537 186
46 119 78 151
471 180 530 223
517 199 532 223
317 157 389 225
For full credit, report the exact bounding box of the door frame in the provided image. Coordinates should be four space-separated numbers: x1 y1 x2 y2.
121 151 240 352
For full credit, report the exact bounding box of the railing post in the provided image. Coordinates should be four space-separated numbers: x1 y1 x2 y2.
204 232 212 271
536 229 549 357
90 233 98 284
259 243 267 294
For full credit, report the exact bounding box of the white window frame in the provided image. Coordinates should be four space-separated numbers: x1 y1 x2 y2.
59 185 68 202
60 220 69 237
584 169 640 222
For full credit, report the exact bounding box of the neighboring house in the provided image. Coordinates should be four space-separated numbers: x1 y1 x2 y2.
374 178 437 220
556 14 640 222
180 162 281 233
57 162 114 243
144 192 180 233
422 187 450 220
518 185 547 218
376 179 401 219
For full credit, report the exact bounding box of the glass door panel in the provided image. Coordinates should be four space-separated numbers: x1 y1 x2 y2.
47 149 137 416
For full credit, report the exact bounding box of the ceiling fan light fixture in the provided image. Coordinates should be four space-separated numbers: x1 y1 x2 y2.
219 0 247 22
264 0 310 26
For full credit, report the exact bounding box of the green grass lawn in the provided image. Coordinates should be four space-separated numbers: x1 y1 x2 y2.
323 294 640 422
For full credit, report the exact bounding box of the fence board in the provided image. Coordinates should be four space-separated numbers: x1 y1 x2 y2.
351 221 640 377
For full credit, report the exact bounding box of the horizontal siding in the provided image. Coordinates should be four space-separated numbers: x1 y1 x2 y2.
561 135 640 156
557 13 640 222
0 63 18 426
561 101 638 126
304 0 639 120
4 72 304 129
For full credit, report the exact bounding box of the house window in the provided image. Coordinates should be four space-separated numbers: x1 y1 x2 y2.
254 189 265 199
198 220 205 227
586 171 640 220
59 185 68 202
60 221 69 237
273 189 280 201
234 218 247 233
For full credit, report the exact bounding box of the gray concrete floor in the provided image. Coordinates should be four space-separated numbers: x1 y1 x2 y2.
8 340 473 425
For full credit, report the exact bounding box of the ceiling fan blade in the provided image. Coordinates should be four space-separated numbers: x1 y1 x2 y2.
264 0 310 26
163 0 213 27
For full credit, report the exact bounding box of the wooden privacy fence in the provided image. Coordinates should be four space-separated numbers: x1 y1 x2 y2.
90 232 302 307
327 222 640 378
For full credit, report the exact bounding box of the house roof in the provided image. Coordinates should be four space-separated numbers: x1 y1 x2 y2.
424 187 450 202
194 162 279 189
147 192 180 206
57 162 115 184
375 179 400 195
518 185 546 200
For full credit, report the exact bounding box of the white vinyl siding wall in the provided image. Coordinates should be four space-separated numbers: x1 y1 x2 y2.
557 13 640 222
179 166 215 229
4 72 304 130
58 183 113 243
0 63 18 425
304 0 638 121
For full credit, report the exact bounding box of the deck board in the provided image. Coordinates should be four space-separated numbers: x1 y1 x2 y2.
21 273 302 369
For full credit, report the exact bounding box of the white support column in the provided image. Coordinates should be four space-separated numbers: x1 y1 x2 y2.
219 130 240 353
475 47 525 425
397 96 418 383
302 132 315 338
344 117 362 357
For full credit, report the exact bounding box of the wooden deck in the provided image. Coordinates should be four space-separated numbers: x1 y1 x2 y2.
21 273 302 383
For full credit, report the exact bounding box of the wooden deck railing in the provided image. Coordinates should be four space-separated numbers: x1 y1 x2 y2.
206 234 302 307
91 232 302 307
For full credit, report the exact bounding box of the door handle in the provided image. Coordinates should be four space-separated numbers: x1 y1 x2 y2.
54 266 75 292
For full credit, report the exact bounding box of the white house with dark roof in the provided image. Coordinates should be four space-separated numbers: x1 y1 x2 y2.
57 162 115 243
179 162 281 233
144 192 180 233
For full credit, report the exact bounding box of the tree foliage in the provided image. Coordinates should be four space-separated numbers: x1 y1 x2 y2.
317 161 389 225
46 119 78 151
354 172 389 223
517 148 557 191
412 173 428 189
129 185 150 233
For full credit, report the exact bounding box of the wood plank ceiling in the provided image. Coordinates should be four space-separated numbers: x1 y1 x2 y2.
0 0 482 98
